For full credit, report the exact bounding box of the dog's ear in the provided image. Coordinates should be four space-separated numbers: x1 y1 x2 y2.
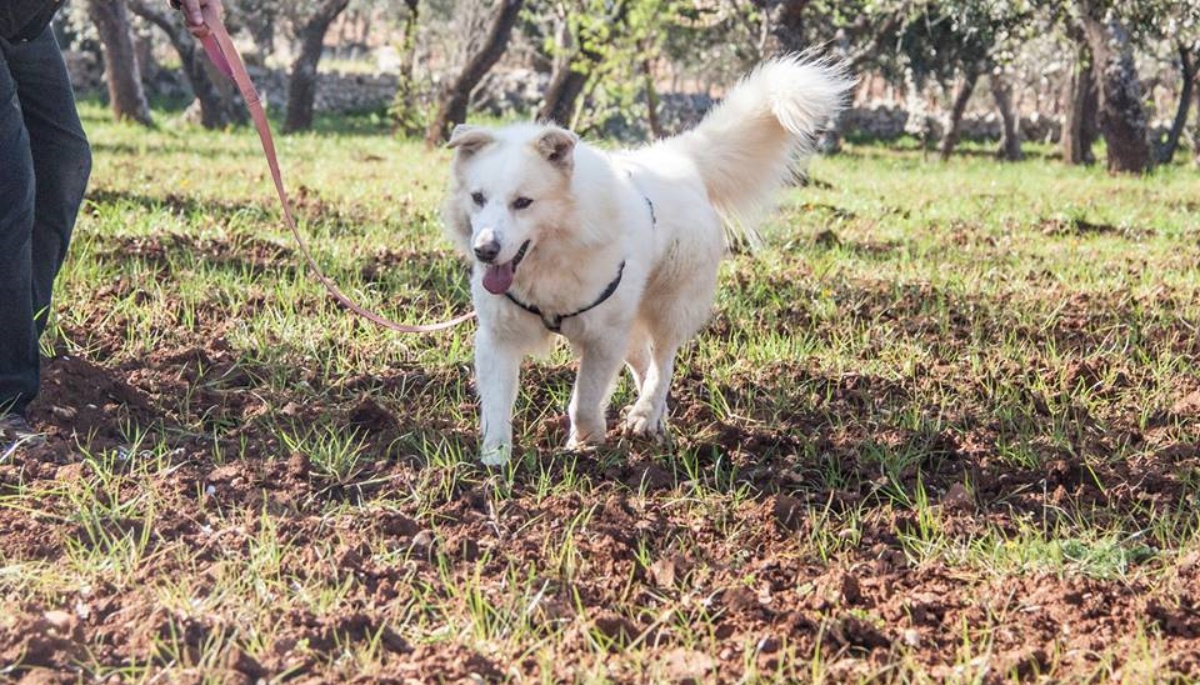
447 124 495 156
441 191 473 256
534 128 577 172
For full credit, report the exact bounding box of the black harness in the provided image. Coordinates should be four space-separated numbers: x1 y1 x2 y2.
504 175 653 333
505 261 626 333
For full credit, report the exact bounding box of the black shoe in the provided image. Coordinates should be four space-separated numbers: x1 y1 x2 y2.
1 412 45 459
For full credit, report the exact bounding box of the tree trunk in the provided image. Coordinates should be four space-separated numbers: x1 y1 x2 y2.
1077 1 1151 174
88 0 153 126
817 26 856 155
283 0 351 134
335 9 351 53
424 0 525 147
992 72 1024 161
390 0 423 137
537 2 631 126
1195 78 1200 168
642 52 663 139
135 29 157 84
1158 43 1196 165
243 11 276 61
939 67 980 162
127 0 246 129
538 54 594 126
390 0 417 80
360 10 372 47
753 0 811 55
1063 44 1098 165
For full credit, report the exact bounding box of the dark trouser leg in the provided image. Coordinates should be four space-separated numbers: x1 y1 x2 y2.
14 28 92 336
0 28 92 414
0 38 38 415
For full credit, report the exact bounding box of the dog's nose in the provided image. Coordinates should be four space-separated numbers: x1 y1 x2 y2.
474 240 501 263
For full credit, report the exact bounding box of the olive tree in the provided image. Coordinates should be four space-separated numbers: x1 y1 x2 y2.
1125 0 1200 164
126 0 246 129
86 0 154 126
424 0 526 146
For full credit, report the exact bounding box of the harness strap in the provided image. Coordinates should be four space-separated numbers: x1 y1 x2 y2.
502 171 647 331
626 170 656 228
195 4 474 333
505 261 626 333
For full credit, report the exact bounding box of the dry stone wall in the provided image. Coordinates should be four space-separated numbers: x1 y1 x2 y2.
67 54 1178 146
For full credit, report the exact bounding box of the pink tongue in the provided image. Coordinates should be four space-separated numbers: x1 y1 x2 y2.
483 261 515 294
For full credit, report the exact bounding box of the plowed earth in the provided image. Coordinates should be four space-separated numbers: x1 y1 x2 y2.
4 288 1199 682
3 127 1199 683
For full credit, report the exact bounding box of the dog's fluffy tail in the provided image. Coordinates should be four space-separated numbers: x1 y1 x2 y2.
665 54 853 244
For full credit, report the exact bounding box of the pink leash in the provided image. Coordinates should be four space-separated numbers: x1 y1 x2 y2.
194 4 474 333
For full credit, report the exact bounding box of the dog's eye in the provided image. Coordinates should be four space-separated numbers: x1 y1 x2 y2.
511 196 534 210
471 192 486 207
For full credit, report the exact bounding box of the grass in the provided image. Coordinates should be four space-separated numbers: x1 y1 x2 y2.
1 99 1198 682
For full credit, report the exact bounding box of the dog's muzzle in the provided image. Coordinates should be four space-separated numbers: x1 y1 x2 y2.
480 240 531 295
474 240 501 263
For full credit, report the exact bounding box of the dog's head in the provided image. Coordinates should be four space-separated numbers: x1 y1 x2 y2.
443 123 577 295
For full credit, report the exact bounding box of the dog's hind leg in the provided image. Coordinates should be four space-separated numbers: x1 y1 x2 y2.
624 263 717 439
624 326 652 395
567 341 626 449
622 340 680 439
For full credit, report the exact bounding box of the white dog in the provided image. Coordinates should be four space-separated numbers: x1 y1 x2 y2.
442 56 852 465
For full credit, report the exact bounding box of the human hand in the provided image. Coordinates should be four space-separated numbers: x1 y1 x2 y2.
170 0 223 38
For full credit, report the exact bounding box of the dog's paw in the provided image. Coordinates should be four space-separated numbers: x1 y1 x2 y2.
479 443 512 467
566 411 608 450
566 428 606 451
622 404 665 439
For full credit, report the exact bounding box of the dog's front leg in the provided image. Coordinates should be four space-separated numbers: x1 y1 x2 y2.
476 329 523 466
567 341 625 449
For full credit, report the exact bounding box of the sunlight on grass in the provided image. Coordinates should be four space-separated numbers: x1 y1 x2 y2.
2 102 1197 682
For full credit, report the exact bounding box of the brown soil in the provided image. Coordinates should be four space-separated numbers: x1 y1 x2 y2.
2 245 1199 682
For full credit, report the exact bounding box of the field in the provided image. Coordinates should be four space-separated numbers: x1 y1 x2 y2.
2 101 1199 684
